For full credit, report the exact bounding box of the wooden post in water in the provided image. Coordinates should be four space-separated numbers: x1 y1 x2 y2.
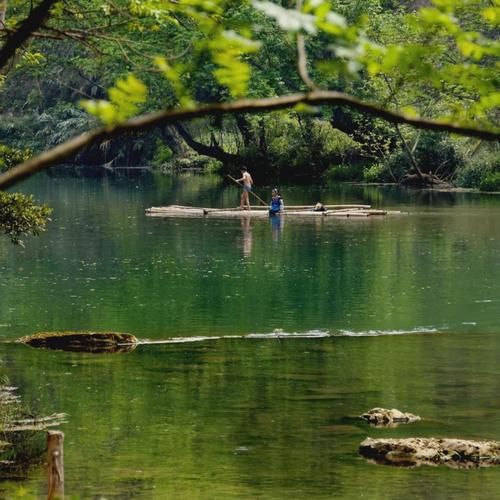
47 430 64 499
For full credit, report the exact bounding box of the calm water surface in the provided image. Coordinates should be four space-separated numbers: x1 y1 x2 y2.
1 172 500 498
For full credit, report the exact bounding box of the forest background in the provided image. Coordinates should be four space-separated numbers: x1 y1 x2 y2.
0 0 499 242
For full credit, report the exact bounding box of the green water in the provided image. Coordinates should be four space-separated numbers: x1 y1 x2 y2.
1 172 500 498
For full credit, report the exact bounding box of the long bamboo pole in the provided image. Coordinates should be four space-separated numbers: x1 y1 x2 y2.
227 175 268 206
247 204 372 210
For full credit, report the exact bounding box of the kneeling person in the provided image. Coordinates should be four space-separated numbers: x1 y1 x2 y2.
269 188 284 216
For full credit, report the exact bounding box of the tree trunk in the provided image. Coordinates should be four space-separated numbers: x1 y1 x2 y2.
395 124 425 183
330 108 376 146
257 117 267 155
330 108 397 157
0 0 58 72
0 0 7 27
174 123 241 165
160 125 191 157
235 114 254 149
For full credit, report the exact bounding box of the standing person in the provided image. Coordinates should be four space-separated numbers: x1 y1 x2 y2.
269 188 284 216
237 167 253 209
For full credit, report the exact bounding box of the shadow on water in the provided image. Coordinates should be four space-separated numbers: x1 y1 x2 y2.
17 332 137 353
47 164 154 180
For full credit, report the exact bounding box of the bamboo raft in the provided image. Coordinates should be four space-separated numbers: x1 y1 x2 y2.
146 204 394 218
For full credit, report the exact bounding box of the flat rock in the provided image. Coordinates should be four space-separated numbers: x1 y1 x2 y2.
18 331 137 353
360 408 421 427
360 437 500 468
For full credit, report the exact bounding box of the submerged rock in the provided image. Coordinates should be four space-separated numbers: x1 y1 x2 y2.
360 437 500 468
360 408 421 427
18 331 137 353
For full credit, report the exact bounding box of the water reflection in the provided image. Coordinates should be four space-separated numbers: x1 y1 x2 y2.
240 217 253 257
270 214 284 241
3 174 500 498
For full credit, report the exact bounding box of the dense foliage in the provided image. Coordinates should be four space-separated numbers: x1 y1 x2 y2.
0 144 51 243
0 189 52 244
1 1 498 170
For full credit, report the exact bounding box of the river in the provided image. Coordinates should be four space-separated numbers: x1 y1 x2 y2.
1 171 500 498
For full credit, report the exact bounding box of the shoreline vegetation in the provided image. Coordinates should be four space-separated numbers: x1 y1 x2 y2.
3 128 499 191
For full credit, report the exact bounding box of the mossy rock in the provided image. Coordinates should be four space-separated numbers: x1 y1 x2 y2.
18 332 137 353
360 437 500 468
360 408 421 427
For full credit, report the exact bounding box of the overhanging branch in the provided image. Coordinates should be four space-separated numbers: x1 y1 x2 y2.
296 0 317 91
0 0 58 70
0 90 498 190
174 123 240 163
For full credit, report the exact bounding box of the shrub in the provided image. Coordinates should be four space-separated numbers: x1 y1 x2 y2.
455 162 488 188
382 149 410 181
479 172 500 192
363 162 388 183
264 114 361 179
413 132 463 177
326 163 363 182
312 120 360 159
204 157 223 173
455 148 500 188
0 144 31 171
152 140 173 166
0 191 52 245
161 155 222 172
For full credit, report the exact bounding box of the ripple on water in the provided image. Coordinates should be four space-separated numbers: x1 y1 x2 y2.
139 328 438 345
336 327 439 337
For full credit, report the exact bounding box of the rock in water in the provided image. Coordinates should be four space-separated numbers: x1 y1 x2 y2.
360 408 421 427
18 331 137 353
360 437 500 468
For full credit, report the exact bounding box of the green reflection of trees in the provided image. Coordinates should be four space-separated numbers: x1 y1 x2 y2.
1 178 500 340
6 329 500 498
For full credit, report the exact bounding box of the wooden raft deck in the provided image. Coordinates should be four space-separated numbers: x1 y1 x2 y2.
146 204 394 218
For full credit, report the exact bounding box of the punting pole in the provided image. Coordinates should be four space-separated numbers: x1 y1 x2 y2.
227 175 268 206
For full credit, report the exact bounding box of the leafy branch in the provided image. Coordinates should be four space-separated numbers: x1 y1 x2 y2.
0 0 59 70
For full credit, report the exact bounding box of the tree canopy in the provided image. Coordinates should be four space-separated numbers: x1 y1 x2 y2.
0 0 499 239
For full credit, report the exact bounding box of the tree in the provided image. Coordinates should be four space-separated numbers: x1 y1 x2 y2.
0 0 57 243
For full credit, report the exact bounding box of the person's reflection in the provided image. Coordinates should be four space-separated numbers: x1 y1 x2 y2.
241 216 253 257
270 213 284 241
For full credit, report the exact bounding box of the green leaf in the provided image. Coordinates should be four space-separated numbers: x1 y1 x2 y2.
483 7 500 26
0 191 52 245
155 57 193 107
252 1 317 33
81 74 147 125
209 31 260 97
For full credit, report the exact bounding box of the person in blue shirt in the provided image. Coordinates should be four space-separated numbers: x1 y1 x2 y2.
269 188 284 216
